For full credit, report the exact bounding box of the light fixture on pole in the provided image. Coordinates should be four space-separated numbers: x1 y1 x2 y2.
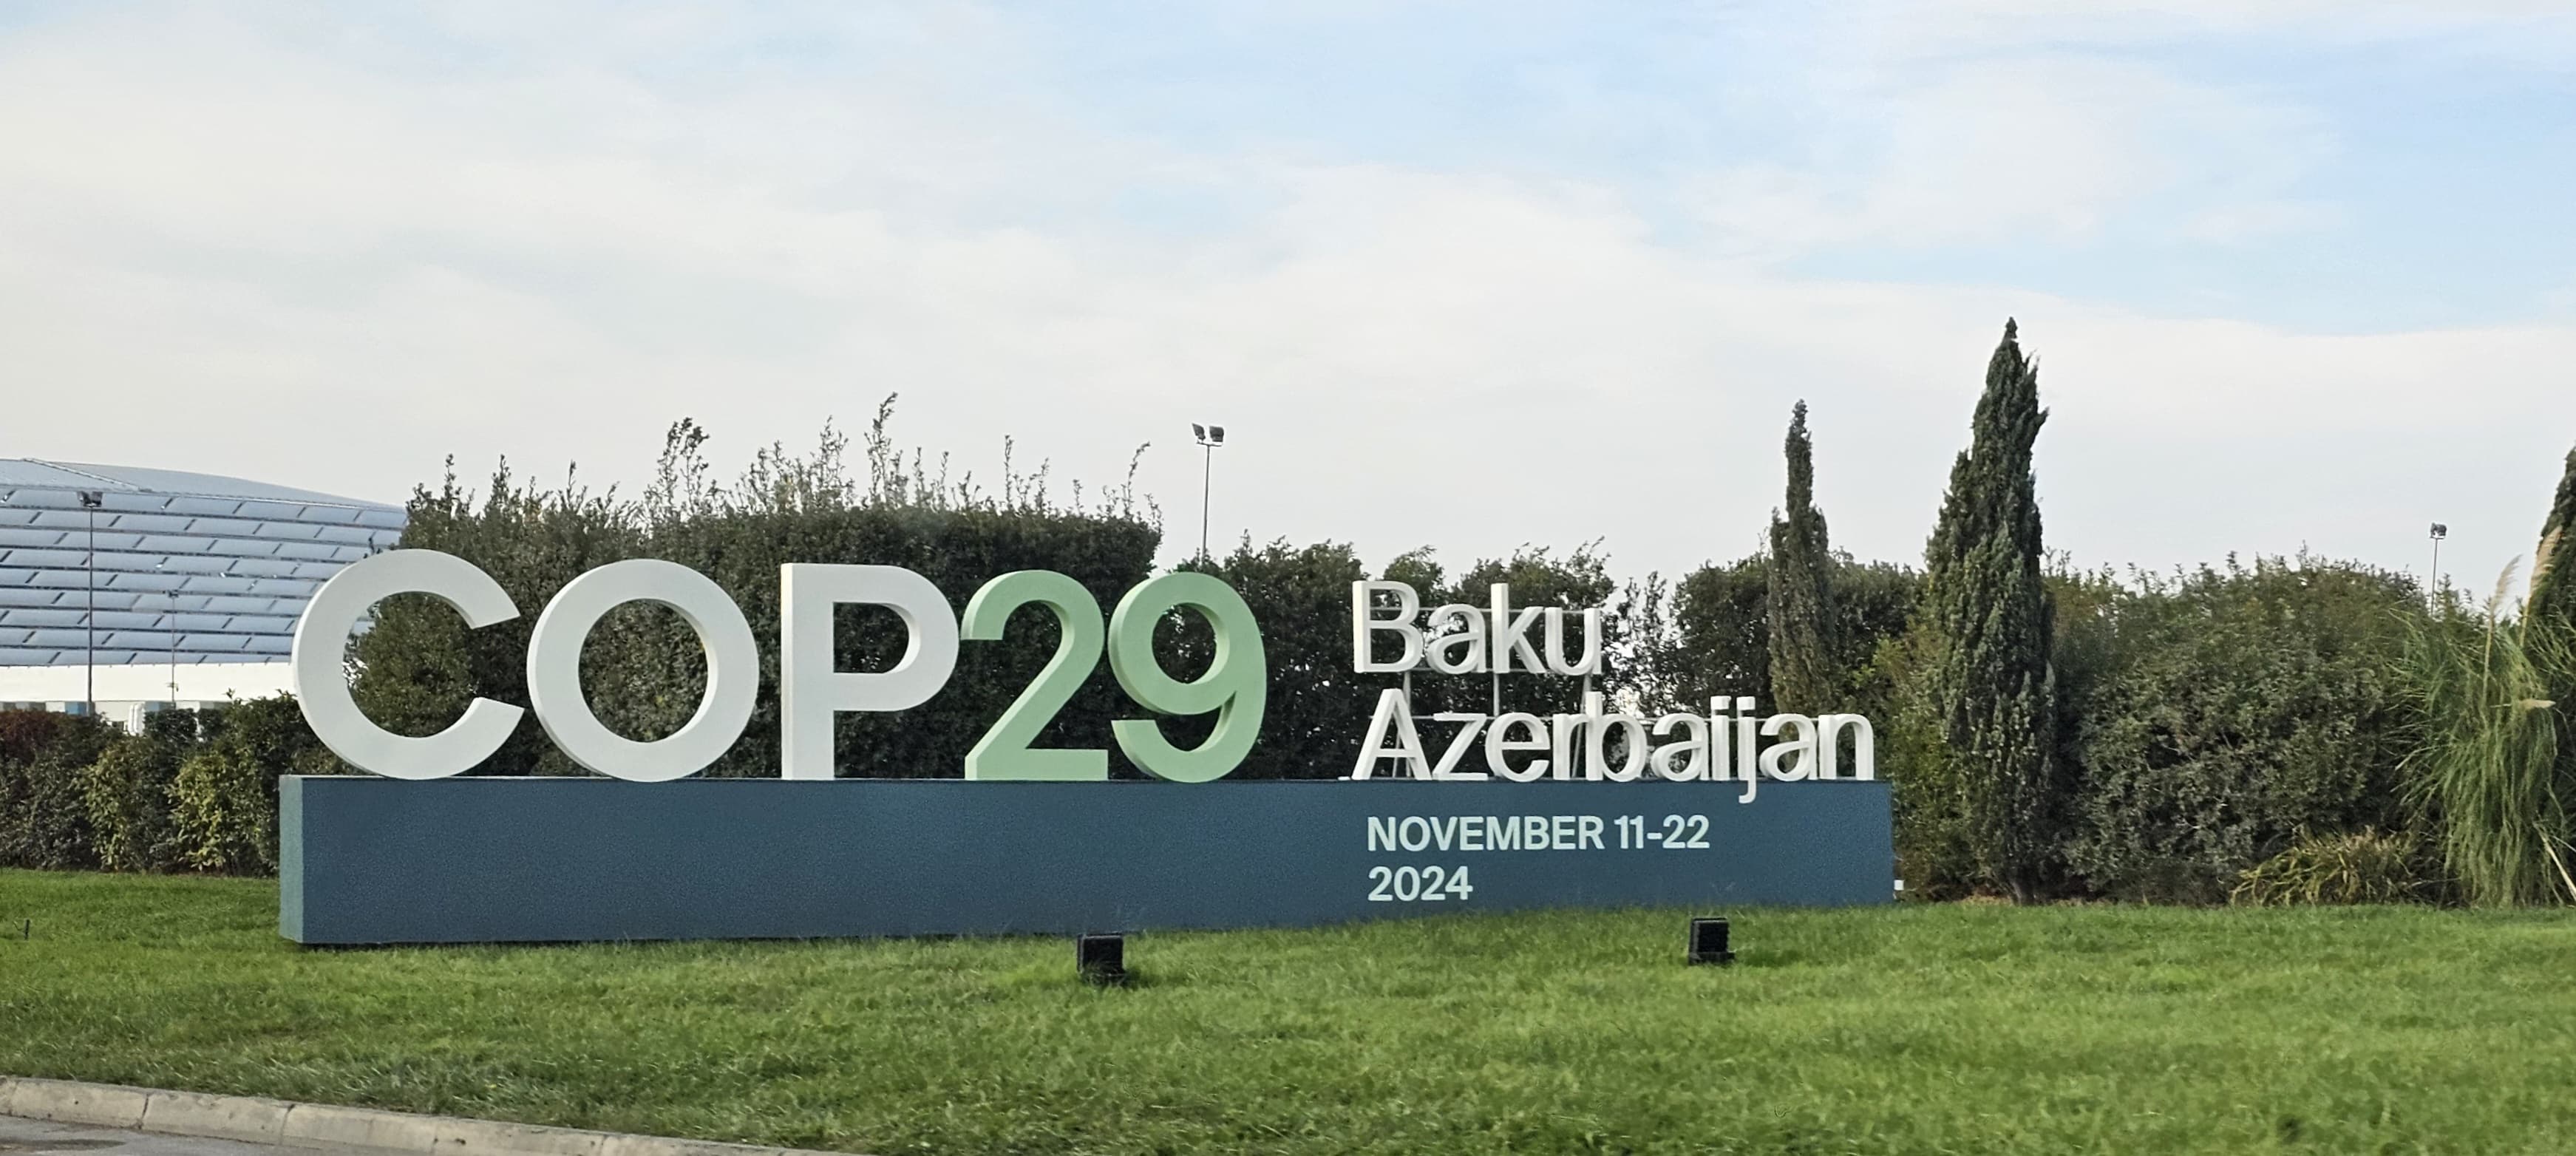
1190 424 1226 561
2429 523 2447 603
77 490 103 715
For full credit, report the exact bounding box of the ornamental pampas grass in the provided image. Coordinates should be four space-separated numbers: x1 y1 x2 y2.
2403 559 2572 905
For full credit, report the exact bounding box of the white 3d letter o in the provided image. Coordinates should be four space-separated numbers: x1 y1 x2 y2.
290 549 525 780
526 559 760 782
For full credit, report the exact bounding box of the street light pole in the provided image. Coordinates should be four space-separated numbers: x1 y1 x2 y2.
157 562 177 707
2428 523 2448 607
77 491 102 715
1190 424 1226 561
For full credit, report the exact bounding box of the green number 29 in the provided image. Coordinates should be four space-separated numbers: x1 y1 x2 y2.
961 571 1267 783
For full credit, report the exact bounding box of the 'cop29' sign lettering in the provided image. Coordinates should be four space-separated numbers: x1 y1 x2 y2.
290 551 1265 783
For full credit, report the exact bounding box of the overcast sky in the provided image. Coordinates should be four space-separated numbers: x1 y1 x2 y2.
5 2 2572 594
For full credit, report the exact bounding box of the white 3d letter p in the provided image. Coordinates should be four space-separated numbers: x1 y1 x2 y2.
781 564 960 781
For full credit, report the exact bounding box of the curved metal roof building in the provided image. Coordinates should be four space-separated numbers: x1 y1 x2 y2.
0 459 405 669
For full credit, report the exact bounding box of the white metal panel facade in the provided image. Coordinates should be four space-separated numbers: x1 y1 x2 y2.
0 459 406 668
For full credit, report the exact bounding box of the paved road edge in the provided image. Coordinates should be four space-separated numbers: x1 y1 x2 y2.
0 1075 865 1156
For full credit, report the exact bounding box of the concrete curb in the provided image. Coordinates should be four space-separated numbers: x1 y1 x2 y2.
0 1075 860 1156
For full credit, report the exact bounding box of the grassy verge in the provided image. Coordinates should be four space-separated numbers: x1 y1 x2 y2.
3 870 2573 1154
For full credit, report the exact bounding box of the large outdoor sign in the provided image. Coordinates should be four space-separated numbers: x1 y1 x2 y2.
279 550 1891 945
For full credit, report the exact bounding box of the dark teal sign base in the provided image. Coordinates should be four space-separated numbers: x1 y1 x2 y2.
279 776 1892 945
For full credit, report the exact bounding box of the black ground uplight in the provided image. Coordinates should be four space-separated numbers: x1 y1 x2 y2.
1078 933 1129 986
1688 917 1736 966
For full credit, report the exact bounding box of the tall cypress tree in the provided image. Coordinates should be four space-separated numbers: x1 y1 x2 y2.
1767 401 1839 715
2529 446 2576 635
2532 446 2576 798
1920 319 2062 903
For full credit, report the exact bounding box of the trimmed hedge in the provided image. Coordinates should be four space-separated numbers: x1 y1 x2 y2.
356 457 1164 779
0 710 113 871
0 698 331 876
81 730 186 872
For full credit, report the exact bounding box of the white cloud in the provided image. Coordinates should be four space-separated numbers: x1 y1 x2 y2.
0 1 2568 603
2174 200 2339 242
1858 0 2576 64
1691 50 2335 257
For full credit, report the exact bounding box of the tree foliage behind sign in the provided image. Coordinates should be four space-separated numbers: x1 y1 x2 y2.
1167 539 1377 781
353 404 1164 779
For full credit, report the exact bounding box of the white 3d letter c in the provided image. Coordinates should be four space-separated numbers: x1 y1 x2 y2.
290 549 525 780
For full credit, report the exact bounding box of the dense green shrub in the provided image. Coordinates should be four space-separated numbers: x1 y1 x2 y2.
80 731 187 873
75 709 212 872
0 698 328 877
2232 828 2444 906
2063 557 2419 902
0 710 115 870
169 745 280 874
170 696 336 872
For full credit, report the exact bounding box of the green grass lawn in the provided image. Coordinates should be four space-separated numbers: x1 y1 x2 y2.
4 871 2574 1155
